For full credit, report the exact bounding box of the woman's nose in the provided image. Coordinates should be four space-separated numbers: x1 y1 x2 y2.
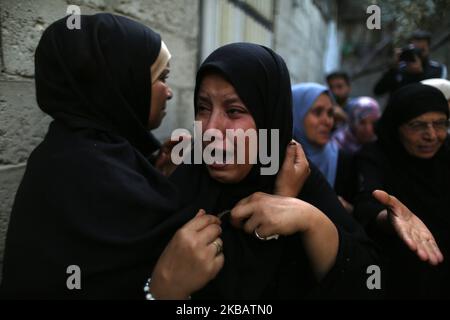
423 126 438 140
365 123 374 136
204 110 226 133
167 87 173 100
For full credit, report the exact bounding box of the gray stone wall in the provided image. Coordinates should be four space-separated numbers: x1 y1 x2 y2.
274 0 330 84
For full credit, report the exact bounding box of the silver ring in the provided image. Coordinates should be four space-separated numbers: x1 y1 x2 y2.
212 240 223 255
254 229 279 241
254 229 266 240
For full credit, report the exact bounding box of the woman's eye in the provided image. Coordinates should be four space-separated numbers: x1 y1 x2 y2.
197 105 210 113
312 109 322 117
410 123 422 130
227 108 245 116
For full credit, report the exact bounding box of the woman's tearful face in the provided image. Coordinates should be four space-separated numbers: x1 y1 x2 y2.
196 73 257 184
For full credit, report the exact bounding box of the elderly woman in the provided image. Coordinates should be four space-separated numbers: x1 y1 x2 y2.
354 83 449 298
333 97 381 154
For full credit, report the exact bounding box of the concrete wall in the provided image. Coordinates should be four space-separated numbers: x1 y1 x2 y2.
0 0 333 282
274 0 331 84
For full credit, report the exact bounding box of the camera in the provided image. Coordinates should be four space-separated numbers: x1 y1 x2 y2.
399 44 423 63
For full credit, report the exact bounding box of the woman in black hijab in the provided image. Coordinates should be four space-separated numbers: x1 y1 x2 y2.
354 83 450 298
170 43 380 299
0 13 224 299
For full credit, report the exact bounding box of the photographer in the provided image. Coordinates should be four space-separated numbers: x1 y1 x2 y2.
374 30 448 97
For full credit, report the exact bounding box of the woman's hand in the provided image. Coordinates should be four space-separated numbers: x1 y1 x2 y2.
230 192 313 237
373 190 444 266
150 210 224 299
274 140 310 198
230 192 338 280
155 135 190 176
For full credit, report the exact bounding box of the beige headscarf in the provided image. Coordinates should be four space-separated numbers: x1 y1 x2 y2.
151 41 171 83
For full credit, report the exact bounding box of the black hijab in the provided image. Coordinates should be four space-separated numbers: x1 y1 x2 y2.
0 14 189 299
35 13 161 155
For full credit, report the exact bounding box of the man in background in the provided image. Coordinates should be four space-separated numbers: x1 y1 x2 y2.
326 71 353 129
374 30 448 97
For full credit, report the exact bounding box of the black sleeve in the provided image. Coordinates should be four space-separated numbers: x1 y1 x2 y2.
374 68 400 96
0 134 186 300
300 164 382 298
353 145 387 229
334 150 358 204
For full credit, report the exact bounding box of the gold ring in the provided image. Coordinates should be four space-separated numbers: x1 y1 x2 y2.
212 240 223 255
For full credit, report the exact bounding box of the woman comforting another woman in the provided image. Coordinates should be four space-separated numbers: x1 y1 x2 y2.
0 13 401 300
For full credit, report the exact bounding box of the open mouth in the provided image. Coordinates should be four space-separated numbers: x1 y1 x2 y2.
418 145 437 153
317 131 330 138
206 148 235 169
208 162 229 169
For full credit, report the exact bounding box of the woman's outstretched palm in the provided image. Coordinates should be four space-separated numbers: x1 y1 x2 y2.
373 190 444 266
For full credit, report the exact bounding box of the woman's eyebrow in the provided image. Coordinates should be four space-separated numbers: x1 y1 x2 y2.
223 97 243 105
197 95 210 103
314 104 333 110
